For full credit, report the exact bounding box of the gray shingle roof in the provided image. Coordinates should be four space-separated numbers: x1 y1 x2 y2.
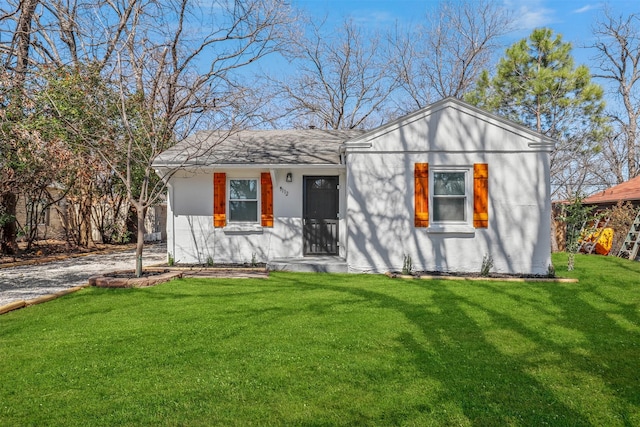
153 129 365 167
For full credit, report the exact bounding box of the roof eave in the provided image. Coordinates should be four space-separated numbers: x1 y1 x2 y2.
153 162 345 171
343 97 557 150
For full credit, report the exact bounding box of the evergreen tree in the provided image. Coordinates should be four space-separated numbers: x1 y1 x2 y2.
466 28 609 199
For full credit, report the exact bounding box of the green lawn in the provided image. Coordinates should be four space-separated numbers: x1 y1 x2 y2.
1 253 639 426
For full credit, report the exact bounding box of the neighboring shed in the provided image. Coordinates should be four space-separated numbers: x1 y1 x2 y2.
582 175 640 208
581 175 640 258
154 98 555 275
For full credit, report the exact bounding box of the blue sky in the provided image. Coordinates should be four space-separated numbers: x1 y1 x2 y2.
289 0 638 68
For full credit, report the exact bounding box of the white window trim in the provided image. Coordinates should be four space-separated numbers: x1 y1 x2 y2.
227 177 260 224
427 165 475 235
223 224 264 234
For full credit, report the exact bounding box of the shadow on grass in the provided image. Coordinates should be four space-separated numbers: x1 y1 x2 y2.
60 264 638 425
279 272 638 425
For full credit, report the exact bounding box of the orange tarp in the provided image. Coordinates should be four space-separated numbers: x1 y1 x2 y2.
582 227 614 255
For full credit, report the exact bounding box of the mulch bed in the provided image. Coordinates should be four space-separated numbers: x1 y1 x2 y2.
386 271 577 283
166 262 268 269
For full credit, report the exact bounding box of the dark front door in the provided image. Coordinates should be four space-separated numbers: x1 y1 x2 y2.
303 176 339 255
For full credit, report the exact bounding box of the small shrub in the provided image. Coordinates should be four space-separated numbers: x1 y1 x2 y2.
480 254 494 277
0 211 14 227
251 253 258 267
402 254 413 275
547 263 556 278
206 256 214 267
115 230 131 244
168 253 175 267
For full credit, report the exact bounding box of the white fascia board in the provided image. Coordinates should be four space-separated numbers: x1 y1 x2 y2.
342 97 556 152
341 141 372 150
156 163 346 173
526 141 556 151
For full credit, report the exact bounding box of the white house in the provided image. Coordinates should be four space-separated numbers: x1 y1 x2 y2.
153 98 555 275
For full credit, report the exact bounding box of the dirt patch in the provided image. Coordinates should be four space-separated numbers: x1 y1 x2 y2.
180 269 269 279
152 263 270 279
89 267 269 288
166 262 267 269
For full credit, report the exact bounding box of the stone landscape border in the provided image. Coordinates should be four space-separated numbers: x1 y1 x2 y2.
88 270 184 288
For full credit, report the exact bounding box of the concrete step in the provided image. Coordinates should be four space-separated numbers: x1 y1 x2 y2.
267 257 348 273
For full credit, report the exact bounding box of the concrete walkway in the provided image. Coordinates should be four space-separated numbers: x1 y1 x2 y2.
0 243 166 307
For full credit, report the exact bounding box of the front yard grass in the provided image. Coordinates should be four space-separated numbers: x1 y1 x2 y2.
1 253 639 426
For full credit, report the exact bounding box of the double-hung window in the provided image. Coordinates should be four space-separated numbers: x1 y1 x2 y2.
229 179 258 222
414 163 488 231
214 172 273 228
433 170 468 222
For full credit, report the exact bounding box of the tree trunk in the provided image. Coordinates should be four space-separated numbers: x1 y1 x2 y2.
135 204 147 277
625 114 637 179
567 252 575 271
0 193 19 255
79 194 94 248
1 0 39 255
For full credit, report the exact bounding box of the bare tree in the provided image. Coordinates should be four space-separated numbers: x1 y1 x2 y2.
0 0 140 253
591 8 640 181
389 0 512 111
101 0 294 275
2 0 294 272
268 17 399 130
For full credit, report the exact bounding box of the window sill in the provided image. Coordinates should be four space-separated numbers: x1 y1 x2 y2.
426 224 476 235
223 224 264 234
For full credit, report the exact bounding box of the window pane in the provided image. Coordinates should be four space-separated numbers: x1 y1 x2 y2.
311 178 333 189
229 201 258 222
434 172 465 195
433 198 465 221
230 179 257 200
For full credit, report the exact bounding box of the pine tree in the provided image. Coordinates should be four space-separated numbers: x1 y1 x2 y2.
466 28 609 199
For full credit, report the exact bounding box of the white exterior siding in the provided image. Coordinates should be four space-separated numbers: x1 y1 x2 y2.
344 102 552 275
166 168 346 264
158 98 553 275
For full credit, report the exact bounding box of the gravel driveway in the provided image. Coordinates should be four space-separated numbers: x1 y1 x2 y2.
0 243 167 307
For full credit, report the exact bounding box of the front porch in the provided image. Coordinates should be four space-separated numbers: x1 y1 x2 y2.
267 256 348 273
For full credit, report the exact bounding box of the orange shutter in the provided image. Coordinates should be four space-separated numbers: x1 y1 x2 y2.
473 163 489 228
213 172 226 228
261 172 274 227
414 163 429 227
